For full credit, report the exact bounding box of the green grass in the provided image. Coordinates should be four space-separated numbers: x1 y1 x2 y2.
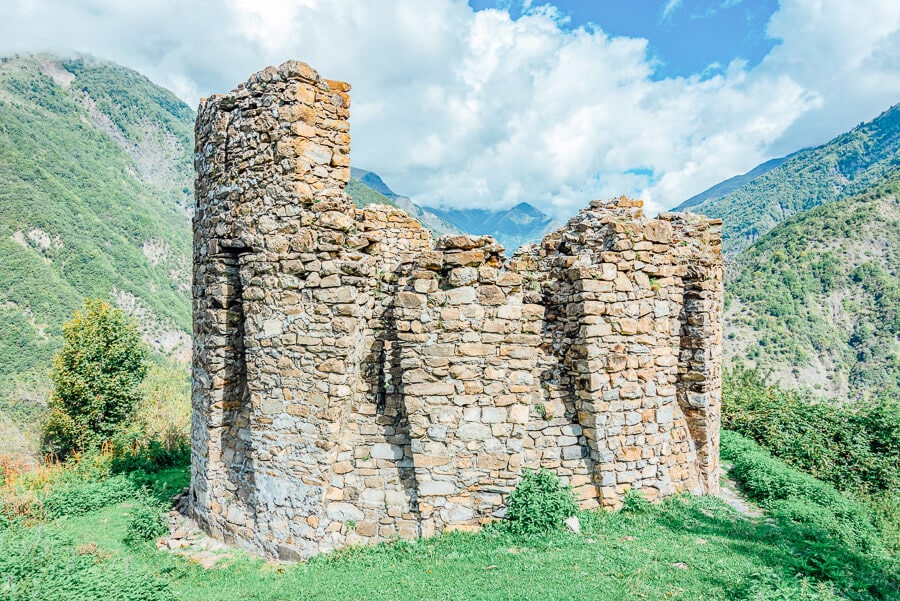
2 448 896 601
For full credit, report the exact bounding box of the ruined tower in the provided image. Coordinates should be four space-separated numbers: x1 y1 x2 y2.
191 61 724 560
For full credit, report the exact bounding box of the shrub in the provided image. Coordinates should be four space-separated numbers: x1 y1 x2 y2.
621 489 653 514
723 366 900 495
42 299 149 457
503 468 578 536
42 474 136 519
123 489 168 545
111 437 190 475
130 359 191 452
721 431 885 556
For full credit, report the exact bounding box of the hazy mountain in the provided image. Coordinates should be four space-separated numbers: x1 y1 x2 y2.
426 202 562 251
349 168 463 237
349 168 560 250
0 53 193 382
676 102 900 253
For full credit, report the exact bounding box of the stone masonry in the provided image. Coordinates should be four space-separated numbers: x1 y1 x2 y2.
191 61 724 560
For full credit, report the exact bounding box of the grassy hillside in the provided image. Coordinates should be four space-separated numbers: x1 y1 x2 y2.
679 102 900 253
346 178 398 209
0 54 193 385
725 174 900 398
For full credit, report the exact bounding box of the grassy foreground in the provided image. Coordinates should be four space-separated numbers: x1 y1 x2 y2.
2 436 898 601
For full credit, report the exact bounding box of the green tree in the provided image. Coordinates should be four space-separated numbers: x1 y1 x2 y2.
42 299 148 456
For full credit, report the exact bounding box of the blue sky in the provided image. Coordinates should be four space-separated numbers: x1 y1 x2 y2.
2 0 899 217
469 0 779 79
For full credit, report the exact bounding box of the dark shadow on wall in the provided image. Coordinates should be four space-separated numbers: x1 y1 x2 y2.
676 263 715 492
363 271 422 528
538 283 600 499
213 247 257 533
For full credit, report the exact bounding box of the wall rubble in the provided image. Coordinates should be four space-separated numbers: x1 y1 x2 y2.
191 61 723 560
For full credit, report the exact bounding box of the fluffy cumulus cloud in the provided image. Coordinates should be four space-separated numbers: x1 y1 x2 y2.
1 0 899 218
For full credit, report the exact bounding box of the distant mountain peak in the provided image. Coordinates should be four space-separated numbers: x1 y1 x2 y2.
347 168 560 250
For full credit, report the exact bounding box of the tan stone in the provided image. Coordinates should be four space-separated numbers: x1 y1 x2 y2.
317 358 345 373
644 220 672 243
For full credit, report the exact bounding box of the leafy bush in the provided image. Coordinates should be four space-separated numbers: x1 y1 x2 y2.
123 489 168 545
109 358 191 474
42 299 149 457
721 431 885 556
111 437 190 475
621 489 653 514
503 468 578 536
41 474 136 519
723 366 900 495
133 359 191 451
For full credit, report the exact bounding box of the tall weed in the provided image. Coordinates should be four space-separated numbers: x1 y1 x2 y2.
503 468 579 536
0 525 175 601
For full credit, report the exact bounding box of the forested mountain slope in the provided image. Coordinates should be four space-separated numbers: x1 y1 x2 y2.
725 173 900 398
678 103 900 253
677 152 796 211
0 54 194 382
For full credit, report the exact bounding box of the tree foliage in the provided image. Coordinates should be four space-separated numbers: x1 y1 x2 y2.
43 299 148 456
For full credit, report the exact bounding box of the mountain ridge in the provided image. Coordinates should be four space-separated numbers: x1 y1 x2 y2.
678 102 900 253
426 201 562 251
676 152 798 211
349 168 561 250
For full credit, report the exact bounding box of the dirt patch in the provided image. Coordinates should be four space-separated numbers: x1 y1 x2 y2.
157 488 236 569
719 463 763 518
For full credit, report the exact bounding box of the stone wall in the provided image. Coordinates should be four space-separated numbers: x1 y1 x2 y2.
191 61 723 560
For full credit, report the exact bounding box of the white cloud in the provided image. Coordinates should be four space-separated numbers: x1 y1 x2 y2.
0 0 898 220
661 0 683 22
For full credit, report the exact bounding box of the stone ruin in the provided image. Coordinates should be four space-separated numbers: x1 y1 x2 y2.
191 61 724 560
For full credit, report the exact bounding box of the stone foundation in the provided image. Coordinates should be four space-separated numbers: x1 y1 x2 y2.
191 60 723 560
